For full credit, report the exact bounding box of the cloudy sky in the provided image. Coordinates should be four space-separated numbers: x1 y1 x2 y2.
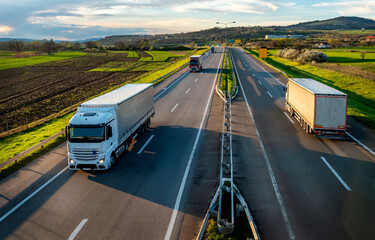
0 0 374 41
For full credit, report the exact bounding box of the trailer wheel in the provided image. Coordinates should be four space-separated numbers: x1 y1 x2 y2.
305 124 309 134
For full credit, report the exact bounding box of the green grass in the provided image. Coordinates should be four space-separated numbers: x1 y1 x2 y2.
126 51 139 58
220 49 234 93
0 51 86 70
320 49 375 63
139 56 153 62
0 51 15 56
0 112 74 165
246 48 375 129
145 51 183 61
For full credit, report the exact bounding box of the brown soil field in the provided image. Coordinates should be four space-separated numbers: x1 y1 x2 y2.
0 52 146 134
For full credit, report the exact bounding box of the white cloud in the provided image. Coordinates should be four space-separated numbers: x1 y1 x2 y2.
313 1 375 15
172 0 280 14
0 25 13 34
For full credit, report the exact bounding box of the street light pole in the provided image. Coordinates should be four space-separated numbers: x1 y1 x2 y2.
216 21 236 47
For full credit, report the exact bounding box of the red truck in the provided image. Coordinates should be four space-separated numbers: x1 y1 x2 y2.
189 55 203 72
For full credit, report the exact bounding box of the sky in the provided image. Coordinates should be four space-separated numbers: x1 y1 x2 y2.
0 0 374 41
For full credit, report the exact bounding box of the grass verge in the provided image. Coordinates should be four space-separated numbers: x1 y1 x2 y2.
220 48 234 93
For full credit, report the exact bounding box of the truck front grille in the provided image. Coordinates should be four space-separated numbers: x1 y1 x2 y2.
72 148 100 161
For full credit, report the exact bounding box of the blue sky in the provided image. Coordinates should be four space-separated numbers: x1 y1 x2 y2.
0 0 374 41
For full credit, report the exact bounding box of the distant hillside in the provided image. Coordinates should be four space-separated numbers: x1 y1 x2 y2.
287 16 375 30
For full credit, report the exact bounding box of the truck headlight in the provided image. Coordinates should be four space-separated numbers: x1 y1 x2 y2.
70 159 75 164
99 159 104 164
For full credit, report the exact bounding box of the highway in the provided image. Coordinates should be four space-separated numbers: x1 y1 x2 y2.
230 47 375 240
0 49 224 240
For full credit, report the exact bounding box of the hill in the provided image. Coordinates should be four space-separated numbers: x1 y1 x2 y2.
286 16 375 30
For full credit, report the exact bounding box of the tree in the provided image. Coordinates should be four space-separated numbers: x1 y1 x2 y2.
328 39 340 48
85 41 101 49
188 41 196 48
115 41 128 50
40 39 58 55
8 40 24 55
137 39 150 50
73 42 81 50
360 51 366 60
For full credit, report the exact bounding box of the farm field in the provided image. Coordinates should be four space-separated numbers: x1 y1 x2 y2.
247 48 375 129
0 51 86 70
0 51 153 135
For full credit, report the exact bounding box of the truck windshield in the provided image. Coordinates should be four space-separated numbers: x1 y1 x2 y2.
68 126 104 142
190 60 199 64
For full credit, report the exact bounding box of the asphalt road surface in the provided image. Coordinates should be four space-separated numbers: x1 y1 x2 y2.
0 49 224 240
230 47 375 240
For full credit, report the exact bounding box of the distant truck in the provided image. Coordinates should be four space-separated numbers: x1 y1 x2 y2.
211 46 215 53
66 84 154 170
189 55 203 72
284 78 347 136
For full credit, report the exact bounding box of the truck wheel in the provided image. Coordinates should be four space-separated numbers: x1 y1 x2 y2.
305 124 309 133
110 155 115 167
125 142 129 152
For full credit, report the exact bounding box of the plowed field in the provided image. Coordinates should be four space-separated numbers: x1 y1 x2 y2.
0 52 144 134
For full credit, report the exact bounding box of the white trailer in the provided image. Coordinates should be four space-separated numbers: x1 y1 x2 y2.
284 78 347 136
67 84 154 170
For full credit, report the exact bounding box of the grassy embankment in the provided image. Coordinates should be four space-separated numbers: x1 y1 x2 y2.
0 51 86 70
245 48 375 129
0 48 207 177
220 48 234 93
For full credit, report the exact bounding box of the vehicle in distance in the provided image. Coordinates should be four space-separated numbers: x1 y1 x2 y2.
66 84 155 170
189 55 203 72
211 46 215 53
284 78 347 136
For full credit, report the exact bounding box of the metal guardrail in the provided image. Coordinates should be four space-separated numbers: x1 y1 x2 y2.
0 130 65 169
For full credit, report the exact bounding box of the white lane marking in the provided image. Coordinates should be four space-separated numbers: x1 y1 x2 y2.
346 132 375 157
154 72 189 100
0 166 68 223
68 218 88 240
232 49 295 240
164 51 223 240
267 91 273 98
195 78 198 82
171 103 179 112
258 80 262 85
200 72 202 75
185 88 190 94
283 112 295 124
137 135 154 154
245 54 286 86
321 156 351 191
252 73 255 76
249 68 251 71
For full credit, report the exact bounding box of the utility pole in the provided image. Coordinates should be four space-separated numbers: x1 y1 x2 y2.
216 21 236 47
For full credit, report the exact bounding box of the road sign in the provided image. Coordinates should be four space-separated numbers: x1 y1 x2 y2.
229 40 235 44
235 39 241 44
259 48 268 58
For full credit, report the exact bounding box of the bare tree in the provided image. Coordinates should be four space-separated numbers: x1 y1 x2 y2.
40 39 58 55
8 40 24 55
85 41 101 49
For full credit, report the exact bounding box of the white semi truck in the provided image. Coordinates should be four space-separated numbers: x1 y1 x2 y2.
66 84 154 170
284 78 347 136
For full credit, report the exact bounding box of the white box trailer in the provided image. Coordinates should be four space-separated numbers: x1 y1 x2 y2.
67 84 154 170
284 78 347 136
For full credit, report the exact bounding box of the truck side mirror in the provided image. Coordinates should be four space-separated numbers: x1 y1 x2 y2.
65 126 69 140
282 86 286 94
106 126 112 139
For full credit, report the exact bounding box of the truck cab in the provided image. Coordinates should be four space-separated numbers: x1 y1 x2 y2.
189 55 203 72
67 108 117 170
